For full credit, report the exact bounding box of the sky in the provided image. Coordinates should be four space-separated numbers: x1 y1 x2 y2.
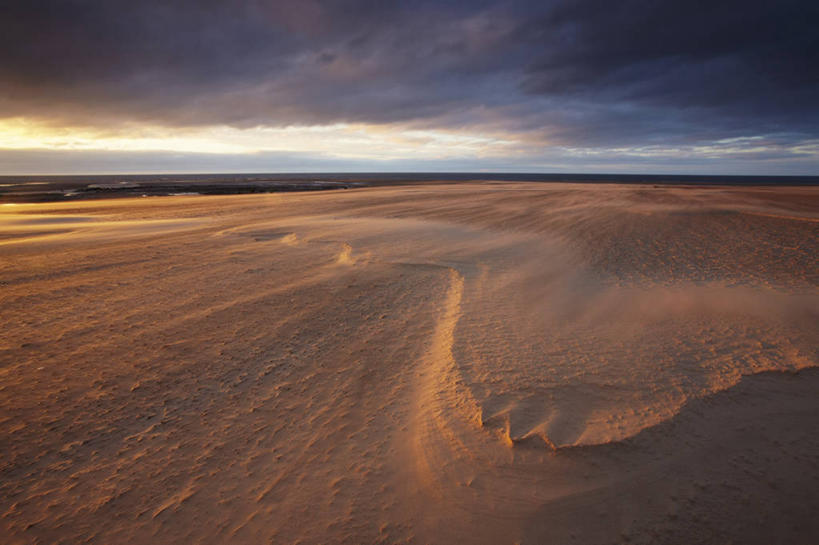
1 0 817 175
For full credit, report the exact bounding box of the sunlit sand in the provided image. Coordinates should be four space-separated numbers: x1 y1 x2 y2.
1 183 817 543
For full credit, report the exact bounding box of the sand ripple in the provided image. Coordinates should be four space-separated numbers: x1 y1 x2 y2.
1 183 817 543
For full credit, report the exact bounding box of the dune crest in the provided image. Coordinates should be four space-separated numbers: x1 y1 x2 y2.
1 183 817 544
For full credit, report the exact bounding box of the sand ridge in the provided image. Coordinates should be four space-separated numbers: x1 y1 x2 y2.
1 183 817 544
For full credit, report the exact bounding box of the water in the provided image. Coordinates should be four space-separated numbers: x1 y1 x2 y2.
1 172 818 203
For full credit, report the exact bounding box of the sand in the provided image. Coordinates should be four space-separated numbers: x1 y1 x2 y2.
1 182 817 544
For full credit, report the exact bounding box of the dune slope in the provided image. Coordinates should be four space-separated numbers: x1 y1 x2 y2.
1 183 817 544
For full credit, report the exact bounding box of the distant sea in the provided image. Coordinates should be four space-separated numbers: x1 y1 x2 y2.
2 172 818 203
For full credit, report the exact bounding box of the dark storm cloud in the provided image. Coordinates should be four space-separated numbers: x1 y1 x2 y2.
520 0 819 140
0 0 511 125
1 0 817 147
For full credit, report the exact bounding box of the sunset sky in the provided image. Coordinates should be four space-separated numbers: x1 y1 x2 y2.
1 0 817 174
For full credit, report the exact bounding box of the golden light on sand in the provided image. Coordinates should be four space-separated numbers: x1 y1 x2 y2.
2 183 818 543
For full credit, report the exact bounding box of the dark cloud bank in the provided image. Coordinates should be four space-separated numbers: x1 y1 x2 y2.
1 0 817 172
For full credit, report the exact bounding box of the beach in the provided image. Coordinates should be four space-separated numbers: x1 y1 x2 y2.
1 182 817 544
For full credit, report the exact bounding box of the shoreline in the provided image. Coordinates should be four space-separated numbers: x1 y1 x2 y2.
3 172 819 203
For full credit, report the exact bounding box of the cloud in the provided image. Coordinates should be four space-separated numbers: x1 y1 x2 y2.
0 0 817 171
2 136 815 176
519 0 819 138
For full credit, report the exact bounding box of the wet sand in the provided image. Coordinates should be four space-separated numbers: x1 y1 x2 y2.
1 183 818 544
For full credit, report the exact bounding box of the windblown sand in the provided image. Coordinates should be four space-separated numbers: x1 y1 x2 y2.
1 183 818 544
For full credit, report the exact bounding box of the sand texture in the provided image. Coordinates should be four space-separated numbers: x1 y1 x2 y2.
1 183 818 544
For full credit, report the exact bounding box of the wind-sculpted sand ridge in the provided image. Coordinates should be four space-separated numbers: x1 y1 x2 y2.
458 278 818 449
1 183 817 544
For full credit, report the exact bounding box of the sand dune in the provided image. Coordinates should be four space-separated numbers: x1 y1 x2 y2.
1 183 817 544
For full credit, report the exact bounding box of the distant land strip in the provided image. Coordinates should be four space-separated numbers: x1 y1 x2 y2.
2 172 819 203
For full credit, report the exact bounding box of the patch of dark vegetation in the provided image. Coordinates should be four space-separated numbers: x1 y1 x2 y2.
0 179 360 203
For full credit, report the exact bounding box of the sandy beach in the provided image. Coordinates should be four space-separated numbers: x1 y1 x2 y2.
1 182 817 544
